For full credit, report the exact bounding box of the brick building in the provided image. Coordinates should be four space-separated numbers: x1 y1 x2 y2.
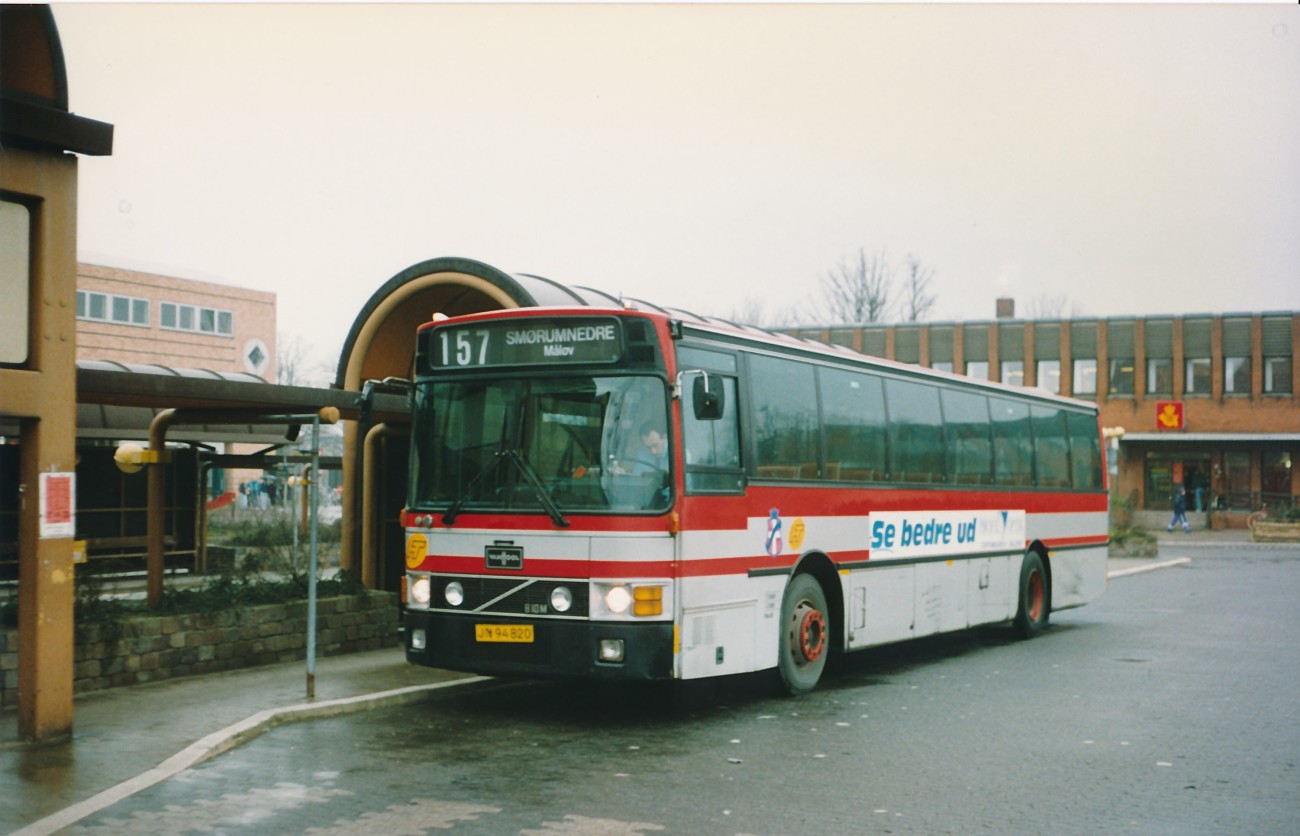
787 310 1299 522
75 263 276 379
72 263 281 500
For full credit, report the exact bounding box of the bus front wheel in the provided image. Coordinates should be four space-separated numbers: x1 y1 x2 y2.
778 574 829 695
1013 551 1049 639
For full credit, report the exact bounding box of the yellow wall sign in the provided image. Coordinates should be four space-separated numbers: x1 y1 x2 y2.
406 534 428 569
789 517 806 551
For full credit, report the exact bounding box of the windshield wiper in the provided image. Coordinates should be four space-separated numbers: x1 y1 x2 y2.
501 449 570 528
441 452 507 525
442 449 570 527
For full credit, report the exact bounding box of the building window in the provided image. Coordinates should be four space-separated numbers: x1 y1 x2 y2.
1001 361 1024 386
1262 316 1292 395
1264 356 1292 394
1146 358 1173 394
1108 358 1135 396
965 360 989 380
1144 320 1174 397
1072 359 1097 396
160 301 235 336
76 291 149 327
828 328 855 349
1223 356 1250 395
1036 360 1061 394
1185 357 1211 395
929 326 954 371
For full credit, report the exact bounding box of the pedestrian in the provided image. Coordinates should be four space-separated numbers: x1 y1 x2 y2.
1167 484 1191 533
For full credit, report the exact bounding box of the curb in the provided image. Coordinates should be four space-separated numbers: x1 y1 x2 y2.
12 675 494 836
1108 557 1193 579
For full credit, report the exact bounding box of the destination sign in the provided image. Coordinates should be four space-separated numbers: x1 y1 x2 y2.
427 317 624 369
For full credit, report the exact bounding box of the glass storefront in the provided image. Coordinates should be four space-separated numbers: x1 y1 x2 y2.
1145 452 1212 512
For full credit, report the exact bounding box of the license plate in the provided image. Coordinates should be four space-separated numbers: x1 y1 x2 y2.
475 624 534 643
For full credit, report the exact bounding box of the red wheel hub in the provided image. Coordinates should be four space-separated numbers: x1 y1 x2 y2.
1027 570 1044 622
795 605 826 662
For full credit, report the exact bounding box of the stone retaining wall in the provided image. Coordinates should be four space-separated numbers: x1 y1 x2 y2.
0 591 399 711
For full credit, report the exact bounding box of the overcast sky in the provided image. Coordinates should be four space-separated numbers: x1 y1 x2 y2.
54 3 1300 377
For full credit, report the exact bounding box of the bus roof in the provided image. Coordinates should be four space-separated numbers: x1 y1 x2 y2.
419 304 1100 414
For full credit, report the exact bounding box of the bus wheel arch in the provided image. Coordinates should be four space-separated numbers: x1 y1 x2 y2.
777 552 842 696
1014 543 1052 639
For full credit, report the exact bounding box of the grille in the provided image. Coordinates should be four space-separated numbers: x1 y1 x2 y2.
436 575 590 618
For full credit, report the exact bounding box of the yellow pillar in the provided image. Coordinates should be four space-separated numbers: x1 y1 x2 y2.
3 148 81 742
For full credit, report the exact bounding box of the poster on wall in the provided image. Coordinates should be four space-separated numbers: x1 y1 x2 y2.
39 471 76 539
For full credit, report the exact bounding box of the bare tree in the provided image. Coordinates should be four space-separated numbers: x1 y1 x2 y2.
716 296 809 329
1024 292 1086 320
720 297 773 328
901 254 936 322
821 248 894 323
276 333 307 386
277 334 336 388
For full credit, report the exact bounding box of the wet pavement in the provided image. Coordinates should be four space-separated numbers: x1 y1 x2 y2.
0 527 1273 835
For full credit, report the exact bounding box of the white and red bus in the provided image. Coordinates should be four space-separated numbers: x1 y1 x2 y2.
402 305 1108 694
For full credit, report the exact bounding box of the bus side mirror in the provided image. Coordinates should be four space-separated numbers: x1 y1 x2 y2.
692 373 725 421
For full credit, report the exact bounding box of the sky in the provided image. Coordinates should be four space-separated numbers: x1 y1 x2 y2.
52 2 1300 380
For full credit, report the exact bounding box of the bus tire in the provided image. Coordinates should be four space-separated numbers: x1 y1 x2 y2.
778 573 829 695
1013 551 1049 639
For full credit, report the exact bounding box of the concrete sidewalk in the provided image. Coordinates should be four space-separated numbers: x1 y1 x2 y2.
1 646 486 834
0 533 1266 834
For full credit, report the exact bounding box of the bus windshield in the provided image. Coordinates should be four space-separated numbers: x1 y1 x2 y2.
410 374 671 515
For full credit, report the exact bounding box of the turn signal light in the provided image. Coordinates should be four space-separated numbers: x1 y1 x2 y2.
633 585 663 617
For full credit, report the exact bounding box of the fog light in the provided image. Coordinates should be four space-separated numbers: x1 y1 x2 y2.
598 639 625 663
409 575 431 607
410 628 427 650
445 581 465 607
550 586 573 613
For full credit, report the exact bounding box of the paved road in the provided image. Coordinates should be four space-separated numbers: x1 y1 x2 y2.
68 549 1300 834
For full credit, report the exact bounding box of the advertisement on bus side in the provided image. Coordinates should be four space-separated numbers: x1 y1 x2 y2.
869 510 1026 559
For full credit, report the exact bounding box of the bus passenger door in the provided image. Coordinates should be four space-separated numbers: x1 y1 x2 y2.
675 371 750 678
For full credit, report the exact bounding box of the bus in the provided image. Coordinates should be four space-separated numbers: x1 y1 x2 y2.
402 305 1109 694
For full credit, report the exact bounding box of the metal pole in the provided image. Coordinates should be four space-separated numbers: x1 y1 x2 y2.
306 413 321 698
292 468 300 550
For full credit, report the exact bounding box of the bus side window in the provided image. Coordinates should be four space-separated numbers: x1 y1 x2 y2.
990 397 1034 486
1066 410 1104 490
1031 405 1071 488
749 355 818 479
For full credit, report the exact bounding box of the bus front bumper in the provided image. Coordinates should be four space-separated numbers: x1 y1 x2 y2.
405 609 675 681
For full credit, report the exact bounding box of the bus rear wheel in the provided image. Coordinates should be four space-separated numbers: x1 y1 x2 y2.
1013 551 1049 639
778 574 829 695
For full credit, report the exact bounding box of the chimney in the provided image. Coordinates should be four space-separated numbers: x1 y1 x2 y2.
996 297 1015 319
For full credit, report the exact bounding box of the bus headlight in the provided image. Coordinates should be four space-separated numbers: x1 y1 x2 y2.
550 586 573 613
604 585 633 614
444 581 465 607
409 575 431 608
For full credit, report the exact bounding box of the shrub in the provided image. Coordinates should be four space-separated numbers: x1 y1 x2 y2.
1110 491 1157 557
